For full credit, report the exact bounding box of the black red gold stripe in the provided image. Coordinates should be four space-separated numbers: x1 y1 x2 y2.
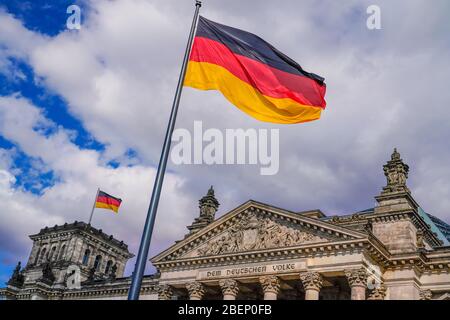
184 16 326 124
95 191 122 213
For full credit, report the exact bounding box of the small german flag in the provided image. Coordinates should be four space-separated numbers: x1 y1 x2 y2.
185 16 327 124
95 190 122 213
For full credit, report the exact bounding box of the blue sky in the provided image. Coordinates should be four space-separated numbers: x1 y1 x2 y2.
1 0 450 286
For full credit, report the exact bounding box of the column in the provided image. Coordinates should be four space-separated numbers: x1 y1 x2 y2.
219 279 239 300
157 284 174 300
186 281 205 300
300 272 323 300
259 275 280 300
367 284 387 300
345 268 368 300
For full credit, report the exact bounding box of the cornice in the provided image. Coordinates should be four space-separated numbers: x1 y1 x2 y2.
154 238 390 272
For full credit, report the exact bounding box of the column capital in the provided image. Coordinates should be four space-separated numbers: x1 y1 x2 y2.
299 271 323 291
219 279 239 297
157 284 174 300
186 281 205 300
259 275 280 295
419 289 432 300
345 268 368 287
367 285 387 300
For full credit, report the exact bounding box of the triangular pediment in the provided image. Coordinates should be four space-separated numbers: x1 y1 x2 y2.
152 201 366 264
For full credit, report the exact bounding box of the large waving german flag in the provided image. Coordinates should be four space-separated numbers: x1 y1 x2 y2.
95 190 122 213
184 16 326 124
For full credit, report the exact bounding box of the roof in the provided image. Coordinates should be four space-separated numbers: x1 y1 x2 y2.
29 221 130 251
427 213 450 243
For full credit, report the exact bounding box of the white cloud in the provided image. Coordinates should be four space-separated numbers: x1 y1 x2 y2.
0 0 450 277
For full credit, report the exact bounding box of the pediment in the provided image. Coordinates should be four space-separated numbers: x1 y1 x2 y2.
152 201 366 264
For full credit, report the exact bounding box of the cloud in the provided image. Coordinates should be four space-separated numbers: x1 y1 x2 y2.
0 0 450 279
0 95 193 275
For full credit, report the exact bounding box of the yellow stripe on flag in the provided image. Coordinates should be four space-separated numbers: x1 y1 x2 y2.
184 61 322 124
95 202 119 213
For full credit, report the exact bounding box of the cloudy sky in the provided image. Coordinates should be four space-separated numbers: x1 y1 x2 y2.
0 0 449 284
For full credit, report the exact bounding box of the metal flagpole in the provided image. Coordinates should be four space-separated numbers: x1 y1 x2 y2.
88 187 100 225
128 0 202 300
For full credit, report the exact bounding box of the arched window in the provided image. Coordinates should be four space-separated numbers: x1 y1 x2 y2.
49 246 57 260
82 249 90 265
93 255 102 271
34 247 41 264
39 247 47 263
58 245 66 260
104 260 113 274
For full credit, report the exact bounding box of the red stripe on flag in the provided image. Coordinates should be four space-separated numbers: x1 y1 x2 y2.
189 36 326 108
96 196 121 207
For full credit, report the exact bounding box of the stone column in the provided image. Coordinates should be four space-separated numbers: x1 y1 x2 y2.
345 268 368 300
219 279 239 300
186 281 205 300
367 285 387 300
300 272 323 300
157 284 174 300
259 275 280 300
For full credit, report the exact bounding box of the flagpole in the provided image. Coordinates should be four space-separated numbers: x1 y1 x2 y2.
88 188 100 225
128 0 202 300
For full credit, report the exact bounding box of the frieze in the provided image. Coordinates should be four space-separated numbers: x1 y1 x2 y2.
197 261 307 280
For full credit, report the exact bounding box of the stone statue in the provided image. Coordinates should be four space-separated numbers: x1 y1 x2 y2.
186 186 220 235
382 148 410 194
7 261 25 288
40 262 55 284
199 186 220 222
87 267 96 282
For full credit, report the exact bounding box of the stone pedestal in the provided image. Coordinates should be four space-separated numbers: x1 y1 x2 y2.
259 275 280 300
186 281 205 300
300 272 323 300
219 279 239 300
345 268 368 300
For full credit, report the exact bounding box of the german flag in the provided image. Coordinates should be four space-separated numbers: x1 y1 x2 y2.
95 190 122 213
184 16 326 124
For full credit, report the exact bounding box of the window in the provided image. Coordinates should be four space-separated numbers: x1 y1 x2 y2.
58 245 66 260
104 260 113 274
39 247 47 263
82 249 90 265
49 246 57 260
93 255 102 271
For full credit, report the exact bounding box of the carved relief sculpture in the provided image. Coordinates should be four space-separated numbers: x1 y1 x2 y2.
197 213 325 256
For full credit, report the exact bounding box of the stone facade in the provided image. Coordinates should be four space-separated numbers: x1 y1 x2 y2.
2 149 450 300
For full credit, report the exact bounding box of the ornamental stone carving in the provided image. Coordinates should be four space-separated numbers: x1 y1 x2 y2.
259 275 280 294
219 279 239 296
381 148 410 194
345 268 368 287
186 281 205 299
367 285 387 300
157 284 174 300
196 213 325 256
419 289 432 300
299 272 323 291
187 186 220 235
